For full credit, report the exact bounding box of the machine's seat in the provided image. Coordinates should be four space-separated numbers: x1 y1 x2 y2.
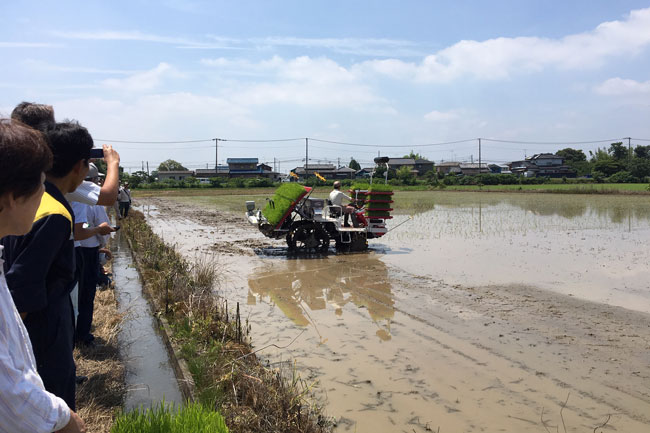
326 199 342 218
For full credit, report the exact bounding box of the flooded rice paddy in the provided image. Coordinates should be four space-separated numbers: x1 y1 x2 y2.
138 191 650 432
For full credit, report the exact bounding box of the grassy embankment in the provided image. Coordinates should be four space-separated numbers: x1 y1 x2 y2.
121 211 332 433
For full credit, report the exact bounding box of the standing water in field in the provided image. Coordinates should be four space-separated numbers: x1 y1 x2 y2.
112 232 183 411
139 193 650 432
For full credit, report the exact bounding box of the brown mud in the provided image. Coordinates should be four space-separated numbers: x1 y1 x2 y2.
137 196 650 433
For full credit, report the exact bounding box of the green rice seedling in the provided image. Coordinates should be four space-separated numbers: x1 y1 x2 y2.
111 401 229 433
368 183 393 192
262 183 307 226
365 201 392 210
349 182 370 191
366 210 392 217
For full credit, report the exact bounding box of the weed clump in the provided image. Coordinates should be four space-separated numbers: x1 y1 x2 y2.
123 211 332 433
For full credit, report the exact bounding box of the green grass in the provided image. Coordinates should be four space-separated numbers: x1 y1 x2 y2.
441 183 650 193
111 401 229 433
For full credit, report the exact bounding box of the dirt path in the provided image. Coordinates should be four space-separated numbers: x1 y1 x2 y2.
138 197 650 432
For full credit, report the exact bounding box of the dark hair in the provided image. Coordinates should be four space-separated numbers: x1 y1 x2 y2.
44 120 93 178
0 119 53 199
11 102 55 131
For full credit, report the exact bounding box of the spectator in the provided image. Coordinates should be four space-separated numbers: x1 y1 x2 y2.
2 120 94 410
75 164 113 346
0 118 86 432
11 101 121 207
117 183 132 218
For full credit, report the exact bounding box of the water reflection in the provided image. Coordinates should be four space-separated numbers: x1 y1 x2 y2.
248 254 394 341
395 191 650 225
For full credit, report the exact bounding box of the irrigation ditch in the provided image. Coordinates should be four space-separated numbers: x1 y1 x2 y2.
121 210 333 433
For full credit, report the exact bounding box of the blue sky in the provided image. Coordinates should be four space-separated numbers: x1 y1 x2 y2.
2 1 650 172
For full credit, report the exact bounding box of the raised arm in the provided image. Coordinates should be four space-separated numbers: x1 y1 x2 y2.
97 144 120 206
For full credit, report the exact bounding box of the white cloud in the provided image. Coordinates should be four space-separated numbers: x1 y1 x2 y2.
51 30 239 50
361 7 650 82
205 56 387 108
595 77 650 95
252 36 425 57
23 59 135 75
0 41 62 48
54 92 255 142
101 63 182 92
424 110 460 122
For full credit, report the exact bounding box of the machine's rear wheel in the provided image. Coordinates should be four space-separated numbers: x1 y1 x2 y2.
286 221 329 253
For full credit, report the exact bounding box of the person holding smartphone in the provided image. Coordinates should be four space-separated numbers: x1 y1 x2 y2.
10 101 120 208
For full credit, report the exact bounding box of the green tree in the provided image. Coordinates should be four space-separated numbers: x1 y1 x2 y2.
634 145 650 159
557 148 590 176
593 159 626 177
556 148 586 163
158 159 188 171
349 158 361 171
125 170 155 188
629 158 650 179
396 165 415 184
403 151 424 160
609 142 628 160
93 159 107 175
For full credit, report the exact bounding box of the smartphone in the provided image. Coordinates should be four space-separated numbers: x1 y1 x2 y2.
113 225 121 231
89 148 104 159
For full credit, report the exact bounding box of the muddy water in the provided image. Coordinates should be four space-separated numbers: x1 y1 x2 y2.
139 194 650 432
382 192 650 314
112 232 183 410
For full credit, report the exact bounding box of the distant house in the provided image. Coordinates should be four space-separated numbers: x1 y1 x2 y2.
435 162 462 175
157 170 194 181
387 158 416 174
414 159 434 175
334 166 356 179
488 164 512 174
195 166 229 180
356 167 374 178
292 164 337 178
509 153 576 178
227 158 276 178
459 163 490 175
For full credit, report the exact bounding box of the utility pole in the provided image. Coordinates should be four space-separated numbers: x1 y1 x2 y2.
478 138 482 174
141 161 144 171
305 137 309 176
146 161 149 175
627 137 632 164
216 138 220 171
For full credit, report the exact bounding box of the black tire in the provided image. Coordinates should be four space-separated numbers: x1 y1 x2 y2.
286 221 329 253
335 232 368 252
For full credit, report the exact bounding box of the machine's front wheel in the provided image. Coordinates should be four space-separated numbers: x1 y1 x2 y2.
286 221 329 253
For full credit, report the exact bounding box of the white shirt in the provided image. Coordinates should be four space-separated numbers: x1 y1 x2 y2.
71 202 89 248
329 189 351 207
0 246 71 433
117 187 131 203
78 205 110 249
65 181 100 206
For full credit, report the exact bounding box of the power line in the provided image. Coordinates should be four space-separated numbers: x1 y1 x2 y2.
481 138 625 145
309 138 476 148
95 138 213 144
220 137 304 143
